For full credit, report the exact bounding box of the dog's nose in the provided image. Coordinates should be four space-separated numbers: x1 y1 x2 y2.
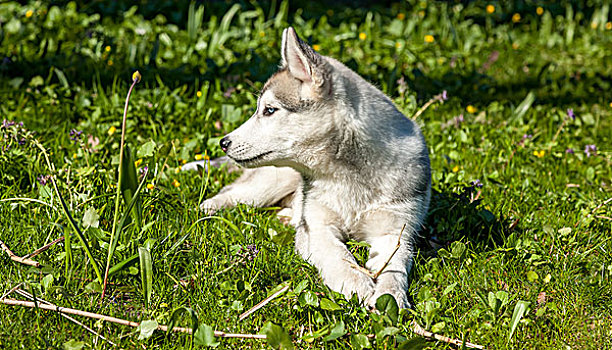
220 137 231 152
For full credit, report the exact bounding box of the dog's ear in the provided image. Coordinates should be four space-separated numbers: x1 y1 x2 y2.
281 27 330 98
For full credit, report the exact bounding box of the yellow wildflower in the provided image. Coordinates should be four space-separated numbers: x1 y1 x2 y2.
108 126 117 135
73 153 78 159
486 5 495 14
132 71 141 83
533 150 545 158
590 22 597 29
196 90 202 98
397 13 405 20
174 166 182 174
107 59 113 66
395 42 402 49
312 44 321 51
536 7 544 15
146 183 154 190
259 31 265 37
424 35 434 43
195 154 203 160
105 45 111 52
609 102 612 107
512 13 521 23
606 22 612 30
181 159 187 165
134 159 143 167
25 10 33 18
466 105 477 113
452 165 460 173
172 179 181 188
359 32 367 40
512 42 519 50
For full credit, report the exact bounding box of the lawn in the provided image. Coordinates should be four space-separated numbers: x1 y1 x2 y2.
0 0 610 349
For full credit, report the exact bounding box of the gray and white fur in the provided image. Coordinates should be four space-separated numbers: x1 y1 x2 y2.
187 27 430 308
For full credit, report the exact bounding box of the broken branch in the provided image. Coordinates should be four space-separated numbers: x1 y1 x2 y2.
1 298 266 339
0 239 40 267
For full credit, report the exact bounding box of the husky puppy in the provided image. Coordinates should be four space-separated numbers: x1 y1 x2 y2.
190 28 430 308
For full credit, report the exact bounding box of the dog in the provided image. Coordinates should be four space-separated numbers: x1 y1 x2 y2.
186 27 431 308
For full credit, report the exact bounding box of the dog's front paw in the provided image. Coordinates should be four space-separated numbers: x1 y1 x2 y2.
324 268 375 305
182 160 209 172
199 198 223 215
367 287 410 310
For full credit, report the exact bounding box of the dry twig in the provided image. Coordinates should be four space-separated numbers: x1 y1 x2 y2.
372 224 405 281
239 284 290 321
1 298 266 339
0 239 40 267
347 224 406 282
22 236 65 259
411 320 485 349
14 289 116 346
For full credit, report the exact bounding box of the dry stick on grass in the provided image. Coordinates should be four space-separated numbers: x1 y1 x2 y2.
347 224 406 282
411 91 447 120
1 298 266 340
411 320 485 349
0 283 23 301
371 224 405 281
239 284 290 321
0 239 40 267
14 289 116 346
22 236 65 259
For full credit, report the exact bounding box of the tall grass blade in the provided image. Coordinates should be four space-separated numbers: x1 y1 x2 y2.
32 140 102 283
138 246 153 309
120 144 142 230
510 91 535 125
508 300 530 343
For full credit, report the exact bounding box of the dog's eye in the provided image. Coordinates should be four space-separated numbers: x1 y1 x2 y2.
262 106 278 116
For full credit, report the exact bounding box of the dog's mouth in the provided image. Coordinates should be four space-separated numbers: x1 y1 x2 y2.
231 151 274 165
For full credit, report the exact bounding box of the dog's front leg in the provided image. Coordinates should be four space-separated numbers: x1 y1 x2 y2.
295 204 375 304
357 209 414 309
200 166 300 213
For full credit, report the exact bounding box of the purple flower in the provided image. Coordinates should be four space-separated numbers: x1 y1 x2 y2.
69 129 83 144
522 134 533 140
245 244 259 261
567 108 575 120
2 119 15 128
397 76 407 95
584 144 597 157
235 244 259 262
223 87 236 98
565 148 574 154
434 90 448 102
471 179 483 188
37 175 51 185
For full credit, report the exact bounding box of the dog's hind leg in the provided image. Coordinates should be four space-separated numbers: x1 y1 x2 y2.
200 166 300 214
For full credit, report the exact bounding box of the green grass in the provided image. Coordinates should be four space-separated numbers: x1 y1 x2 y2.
1 0 611 349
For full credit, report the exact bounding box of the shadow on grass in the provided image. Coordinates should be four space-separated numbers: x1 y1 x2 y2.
417 186 511 256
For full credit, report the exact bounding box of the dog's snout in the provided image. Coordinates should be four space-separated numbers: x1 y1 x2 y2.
220 137 232 152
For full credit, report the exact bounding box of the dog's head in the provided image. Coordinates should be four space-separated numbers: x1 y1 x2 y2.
220 27 335 171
